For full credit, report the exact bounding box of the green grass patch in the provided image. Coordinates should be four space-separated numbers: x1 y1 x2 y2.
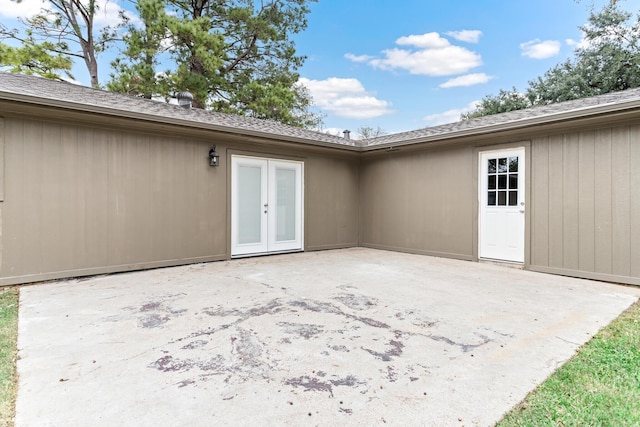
0 289 18 427
498 298 640 427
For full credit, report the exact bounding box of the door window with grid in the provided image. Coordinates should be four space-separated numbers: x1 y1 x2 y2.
487 156 518 206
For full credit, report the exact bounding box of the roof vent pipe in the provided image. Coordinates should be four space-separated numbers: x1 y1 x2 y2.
343 129 351 140
176 92 194 109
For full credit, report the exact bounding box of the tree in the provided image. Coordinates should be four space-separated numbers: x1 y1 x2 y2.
357 126 387 140
0 0 122 87
463 2 640 119
461 88 532 120
529 3 640 103
0 37 73 80
107 0 170 99
108 0 323 128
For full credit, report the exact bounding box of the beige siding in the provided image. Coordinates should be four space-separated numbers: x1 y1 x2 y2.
632 125 640 279
0 117 4 202
530 125 640 285
305 155 359 250
360 145 474 259
594 129 613 273
577 131 596 272
1 118 224 284
0 117 359 285
2 111 639 286
531 137 549 267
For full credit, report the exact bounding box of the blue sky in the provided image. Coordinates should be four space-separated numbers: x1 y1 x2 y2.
297 0 640 135
2 0 640 137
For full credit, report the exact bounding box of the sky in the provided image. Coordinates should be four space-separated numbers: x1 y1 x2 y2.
2 0 640 138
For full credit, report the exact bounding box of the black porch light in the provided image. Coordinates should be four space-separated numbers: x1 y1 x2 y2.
209 145 220 167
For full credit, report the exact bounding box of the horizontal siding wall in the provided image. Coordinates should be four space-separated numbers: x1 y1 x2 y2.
360 145 474 259
1 117 227 284
530 125 640 285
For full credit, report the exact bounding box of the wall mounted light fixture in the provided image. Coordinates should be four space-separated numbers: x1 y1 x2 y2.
209 145 220 167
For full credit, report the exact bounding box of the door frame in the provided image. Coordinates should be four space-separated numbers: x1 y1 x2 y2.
473 141 530 265
230 154 304 258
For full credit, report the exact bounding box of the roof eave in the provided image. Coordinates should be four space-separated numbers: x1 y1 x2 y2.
0 90 360 152
362 98 640 151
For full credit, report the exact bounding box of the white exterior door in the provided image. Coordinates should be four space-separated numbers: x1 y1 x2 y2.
479 148 525 263
231 155 303 257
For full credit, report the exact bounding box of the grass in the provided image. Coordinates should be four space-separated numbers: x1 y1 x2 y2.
497 298 640 427
0 289 18 427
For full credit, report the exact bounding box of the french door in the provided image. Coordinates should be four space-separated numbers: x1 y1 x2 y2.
231 155 303 257
479 148 525 263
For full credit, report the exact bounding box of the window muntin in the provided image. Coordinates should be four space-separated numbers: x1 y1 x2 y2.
487 156 518 206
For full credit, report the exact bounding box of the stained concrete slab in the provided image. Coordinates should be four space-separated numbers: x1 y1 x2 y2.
15 248 640 426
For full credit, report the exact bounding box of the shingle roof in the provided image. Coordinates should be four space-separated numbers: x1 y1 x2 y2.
364 87 640 147
3 72 640 150
0 72 356 147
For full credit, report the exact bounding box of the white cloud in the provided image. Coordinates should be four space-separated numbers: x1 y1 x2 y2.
566 32 590 50
396 32 450 49
423 101 479 126
349 32 482 77
0 0 50 19
94 0 138 28
446 30 483 43
299 77 394 119
520 39 561 59
370 46 481 76
344 53 374 63
439 73 493 88
0 0 135 27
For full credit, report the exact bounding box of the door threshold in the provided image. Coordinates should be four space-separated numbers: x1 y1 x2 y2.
479 258 524 269
231 249 303 259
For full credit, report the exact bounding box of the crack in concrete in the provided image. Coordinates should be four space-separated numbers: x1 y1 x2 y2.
427 333 492 352
290 299 389 329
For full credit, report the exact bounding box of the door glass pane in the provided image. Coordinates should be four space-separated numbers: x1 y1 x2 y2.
238 165 262 244
276 167 296 242
498 191 507 206
509 174 518 189
509 157 518 172
488 191 496 206
488 159 496 173
509 191 518 206
488 175 496 190
498 158 508 173
498 175 507 189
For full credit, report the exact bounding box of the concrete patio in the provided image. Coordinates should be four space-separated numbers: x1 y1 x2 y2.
15 248 640 426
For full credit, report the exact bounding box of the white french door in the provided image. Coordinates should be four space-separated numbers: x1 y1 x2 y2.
231 155 303 257
479 148 525 263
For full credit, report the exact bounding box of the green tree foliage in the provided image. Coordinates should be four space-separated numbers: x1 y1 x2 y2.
107 0 170 99
0 0 121 87
461 88 531 120
0 36 73 80
463 2 640 119
108 0 322 128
